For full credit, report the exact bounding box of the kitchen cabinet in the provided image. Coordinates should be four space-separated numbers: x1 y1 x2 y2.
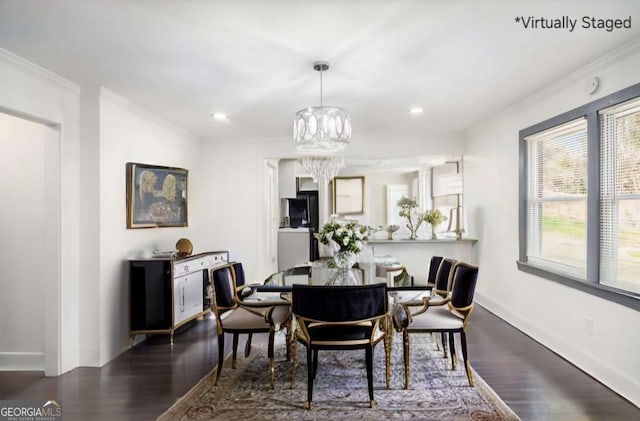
279 159 296 198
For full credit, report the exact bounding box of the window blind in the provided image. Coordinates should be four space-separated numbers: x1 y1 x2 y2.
599 98 640 293
525 117 588 277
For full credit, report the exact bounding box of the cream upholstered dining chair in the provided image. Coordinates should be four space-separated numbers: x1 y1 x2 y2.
291 283 390 409
394 261 479 389
210 263 290 389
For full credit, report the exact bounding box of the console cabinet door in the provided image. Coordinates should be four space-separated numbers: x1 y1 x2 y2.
173 270 204 325
129 260 172 331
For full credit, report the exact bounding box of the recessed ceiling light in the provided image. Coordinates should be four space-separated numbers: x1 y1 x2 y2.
409 107 424 115
211 112 228 121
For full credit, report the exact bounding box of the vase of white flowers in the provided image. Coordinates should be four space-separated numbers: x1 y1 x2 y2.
315 220 369 285
424 209 447 240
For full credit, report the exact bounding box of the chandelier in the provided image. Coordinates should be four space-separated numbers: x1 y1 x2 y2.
294 61 351 153
299 155 345 183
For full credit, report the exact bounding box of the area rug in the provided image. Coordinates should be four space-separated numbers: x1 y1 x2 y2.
158 333 520 421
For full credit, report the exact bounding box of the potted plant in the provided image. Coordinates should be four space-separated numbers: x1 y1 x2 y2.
397 197 426 240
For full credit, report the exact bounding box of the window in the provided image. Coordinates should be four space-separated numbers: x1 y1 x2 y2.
525 118 588 278
519 83 640 309
599 98 640 294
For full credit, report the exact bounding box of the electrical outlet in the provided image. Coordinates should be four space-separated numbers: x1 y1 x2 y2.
584 317 594 336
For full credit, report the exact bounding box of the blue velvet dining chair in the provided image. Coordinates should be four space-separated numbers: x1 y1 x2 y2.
291 283 390 409
395 261 479 389
210 263 290 389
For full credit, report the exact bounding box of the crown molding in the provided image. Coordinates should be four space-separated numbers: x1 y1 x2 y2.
100 88 200 142
0 48 80 93
466 36 640 135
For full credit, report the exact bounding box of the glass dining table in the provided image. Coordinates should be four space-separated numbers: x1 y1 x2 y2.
240 268 433 389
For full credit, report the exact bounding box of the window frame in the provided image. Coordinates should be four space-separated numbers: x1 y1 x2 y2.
518 82 640 311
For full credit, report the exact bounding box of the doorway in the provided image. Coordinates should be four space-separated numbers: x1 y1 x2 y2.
0 111 60 374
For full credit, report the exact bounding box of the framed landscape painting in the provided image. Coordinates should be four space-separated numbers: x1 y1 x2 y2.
126 162 188 228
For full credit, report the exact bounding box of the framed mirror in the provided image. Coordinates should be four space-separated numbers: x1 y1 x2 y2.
333 176 365 215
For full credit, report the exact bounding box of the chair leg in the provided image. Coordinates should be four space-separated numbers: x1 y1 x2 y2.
460 331 474 387
403 329 410 389
232 333 239 369
366 346 376 408
289 342 298 389
285 321 291 361
215 333 225 385
305 346 314 409
448 331 457 370
289 337 297 389
433 332 441 351
244 333 253 357
384 325 391 390
441 332 448 358
268 329 276 389
312 349 318 380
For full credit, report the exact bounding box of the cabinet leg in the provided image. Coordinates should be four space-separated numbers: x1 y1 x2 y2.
170 331 174 347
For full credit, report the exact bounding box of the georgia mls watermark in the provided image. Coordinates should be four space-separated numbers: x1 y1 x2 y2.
0 401 62 421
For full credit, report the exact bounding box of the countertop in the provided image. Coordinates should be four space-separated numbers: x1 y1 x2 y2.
278 227 311 233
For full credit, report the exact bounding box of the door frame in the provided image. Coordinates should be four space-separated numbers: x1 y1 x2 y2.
0 107 62 376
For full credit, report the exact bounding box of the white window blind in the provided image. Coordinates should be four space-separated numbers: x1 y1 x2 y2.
599 97 640 294
525 117 588 277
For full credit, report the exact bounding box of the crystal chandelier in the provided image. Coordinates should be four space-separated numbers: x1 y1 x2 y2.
299 155 345 183
294 61 351 153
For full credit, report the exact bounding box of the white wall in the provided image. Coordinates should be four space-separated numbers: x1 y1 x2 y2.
336 168 415 229
0 49 205 371
464 41 640 406
98 90 201 365
195 133 465 283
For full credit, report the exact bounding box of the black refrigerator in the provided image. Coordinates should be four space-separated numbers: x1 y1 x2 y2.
289 190 319 261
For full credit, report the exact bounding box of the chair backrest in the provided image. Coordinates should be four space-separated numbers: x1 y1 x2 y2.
427 255 444 284
434 258 457 296
292 283 387 322
283 265 311 286
387 266 412 287
230 262 245 288
210 264 236 310
450 262 479 310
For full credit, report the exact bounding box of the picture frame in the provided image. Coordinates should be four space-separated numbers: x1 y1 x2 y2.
333 176 365 215
126 162 188 229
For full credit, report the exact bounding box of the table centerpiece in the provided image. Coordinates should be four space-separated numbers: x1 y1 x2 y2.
315 220 369 285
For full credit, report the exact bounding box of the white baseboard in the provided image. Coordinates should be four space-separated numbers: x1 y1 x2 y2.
475 292 640 408
78 347 100 367
0 351 44 371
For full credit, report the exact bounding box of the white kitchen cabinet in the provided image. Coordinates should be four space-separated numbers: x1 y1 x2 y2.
279 159 296 198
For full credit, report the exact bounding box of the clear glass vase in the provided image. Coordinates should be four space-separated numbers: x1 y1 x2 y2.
326 250 360 286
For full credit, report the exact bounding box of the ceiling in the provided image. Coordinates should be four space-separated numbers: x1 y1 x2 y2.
0 0 639 142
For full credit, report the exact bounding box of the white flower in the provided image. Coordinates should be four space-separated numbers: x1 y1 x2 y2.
342 237 349 246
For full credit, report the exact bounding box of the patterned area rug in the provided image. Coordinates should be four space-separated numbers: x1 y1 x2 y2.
158 333 519 421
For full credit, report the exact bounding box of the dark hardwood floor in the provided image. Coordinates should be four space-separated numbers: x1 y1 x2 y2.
0 306 637 421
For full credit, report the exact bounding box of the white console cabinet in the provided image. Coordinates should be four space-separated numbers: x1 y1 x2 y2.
129 250 229 345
